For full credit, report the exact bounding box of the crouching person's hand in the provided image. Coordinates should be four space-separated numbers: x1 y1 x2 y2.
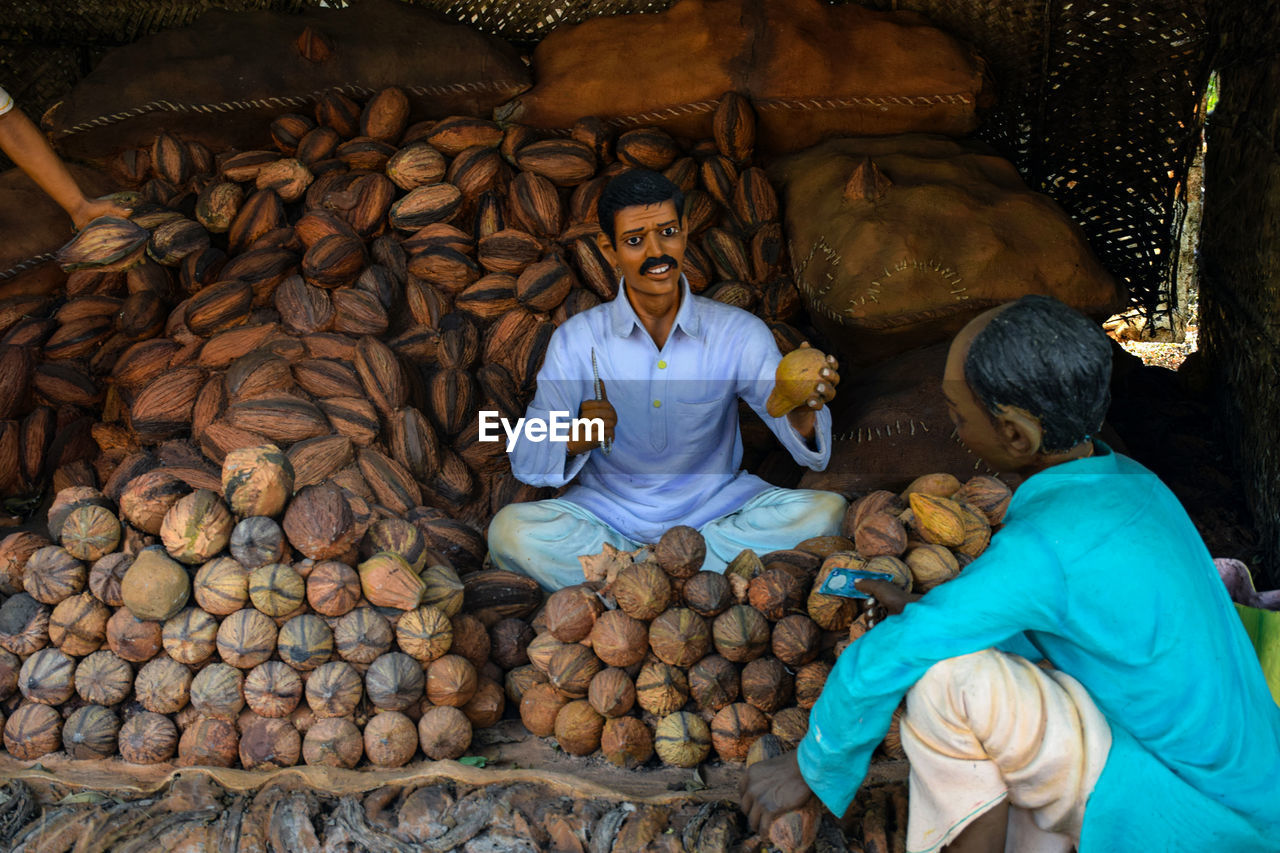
739 750 816 836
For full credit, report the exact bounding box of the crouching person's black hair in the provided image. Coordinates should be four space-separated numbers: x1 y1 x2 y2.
964 294 1112 453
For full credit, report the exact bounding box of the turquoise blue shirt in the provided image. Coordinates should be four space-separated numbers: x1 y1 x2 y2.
799 446 1280 851
508 277 831 543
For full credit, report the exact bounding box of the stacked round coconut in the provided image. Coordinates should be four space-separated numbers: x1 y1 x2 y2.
512 471 1012 771
0 444 544 769
0 88 805 533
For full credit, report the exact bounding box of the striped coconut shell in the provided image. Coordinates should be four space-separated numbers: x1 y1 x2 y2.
589 610 649 668
460 677 504 729
59 505 121 562
771 706 810 750
162 607 220 665
689 654 741 713
18 647 76 705
4 702 63 760
276 613 333 672
239 715 302 769
547 644 602 700
134 655 194 714
0 594 50 657
649 608 712 667
525 631 564 674
635 661 689 718
712 605 771 663
395 605 453 663
654 711 711 768
120 469 191 535
229 516 289 569
771 614 822 667
178 716 239 767
365 652 424 711
519 682 568 737
505 665 549 706
0 531 51 595
105 608 162 662
161 489 234 564
710 702 770 763
362 710 418 768
190 662 246 720
222 444 295 517
216 608 278 669
248 562 306 618
425 654 477 708
612 563 672 621
305 660 363 718
360 518 427 571
545 585 603 643
794 661 831 710
46 487 111 542
683 571 733 618
357 552 424 610
74 650 134 706
554 699 604 756
23 546 86 605
48 591 110 656
244 661 304 718
193 556 250 615
282 483 358 562
305 561 361 617
587 667 636 718
118 711 179 764
601 716 654 769
303 716 364 768
447 614 490 672
419 704 473 760
334 607 393 664
88 552 132 607
419 563 465 617
63 704 121 760
741 657 793 714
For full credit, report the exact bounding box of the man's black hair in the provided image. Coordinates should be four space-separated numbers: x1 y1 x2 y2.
596 169 684 244
964 294 1112 453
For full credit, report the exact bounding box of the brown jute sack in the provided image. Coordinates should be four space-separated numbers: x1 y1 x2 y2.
45 0 531 162
770 134 1123 365
497 0 989 151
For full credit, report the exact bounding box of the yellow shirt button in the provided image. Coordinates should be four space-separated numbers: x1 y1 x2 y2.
653 400 662 408
658 360 667 369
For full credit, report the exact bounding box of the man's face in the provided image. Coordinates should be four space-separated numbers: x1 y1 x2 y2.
597 200 687 302
941 307 1021 472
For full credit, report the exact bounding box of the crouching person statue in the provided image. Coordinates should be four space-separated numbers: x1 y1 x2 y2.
487 169 847 590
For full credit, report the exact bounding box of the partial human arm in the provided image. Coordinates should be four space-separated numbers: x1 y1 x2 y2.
0 104 126 229
507 324 595 486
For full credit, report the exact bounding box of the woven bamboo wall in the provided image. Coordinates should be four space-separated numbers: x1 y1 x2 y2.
1200 1 1280 584
0 0 1212 325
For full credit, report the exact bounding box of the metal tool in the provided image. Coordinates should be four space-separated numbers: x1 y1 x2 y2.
592 347 612 455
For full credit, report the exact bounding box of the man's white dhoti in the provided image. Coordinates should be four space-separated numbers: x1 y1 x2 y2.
901 650 1112 853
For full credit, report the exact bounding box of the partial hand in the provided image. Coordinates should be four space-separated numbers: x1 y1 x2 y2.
566 380 617 456
788 341 840 415
855 578 920 627
71 196 130 230
739 750 816 836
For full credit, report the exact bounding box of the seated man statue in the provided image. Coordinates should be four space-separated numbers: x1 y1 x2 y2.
741 295 1280 852
487 169 847 590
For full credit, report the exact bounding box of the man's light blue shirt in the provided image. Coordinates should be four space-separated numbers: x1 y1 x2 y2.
507 277 832 543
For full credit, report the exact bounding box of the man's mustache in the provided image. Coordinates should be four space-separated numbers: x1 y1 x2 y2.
640 255 679 275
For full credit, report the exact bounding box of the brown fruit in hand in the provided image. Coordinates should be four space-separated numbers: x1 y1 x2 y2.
419 704 473 759
807 561 862 632
119 711 178 764
656 526 705 578
546 585 603 643
768 802 820 853
747 732 785 767
612 563 672 621
588 667 636 718
554 699 605 756
590 610 649 668
710 701 769 762
653 711 711 768
712 605 771 663
520 681 568 737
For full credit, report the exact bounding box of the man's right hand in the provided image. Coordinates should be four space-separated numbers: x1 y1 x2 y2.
566 381 616 456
